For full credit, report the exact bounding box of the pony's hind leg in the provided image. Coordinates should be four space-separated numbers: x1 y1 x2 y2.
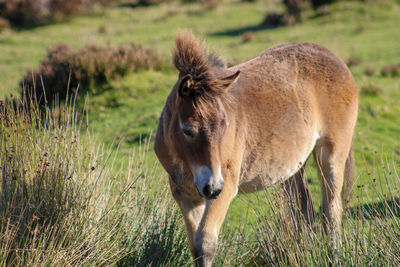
313 138 350 235
284 161 316 229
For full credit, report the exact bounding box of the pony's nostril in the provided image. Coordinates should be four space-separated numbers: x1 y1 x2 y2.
203 184 212 197
212 189 222 198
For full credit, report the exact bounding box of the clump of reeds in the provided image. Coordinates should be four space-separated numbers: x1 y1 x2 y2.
0 92 190 265
2 90 399 266
221 158 400 266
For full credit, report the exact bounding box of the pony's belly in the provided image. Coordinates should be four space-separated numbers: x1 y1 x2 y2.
238 131 319 194
238 160 303 193
238 176 275 193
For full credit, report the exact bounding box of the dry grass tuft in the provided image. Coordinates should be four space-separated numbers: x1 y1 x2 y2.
0 93 189 266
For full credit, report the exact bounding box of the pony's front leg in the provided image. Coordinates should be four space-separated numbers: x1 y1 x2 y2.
194 180 237 267
169 177 206 259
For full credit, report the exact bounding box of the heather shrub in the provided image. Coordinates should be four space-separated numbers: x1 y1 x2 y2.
201 0 222 10
21 43 162 104
262 0 338 27
283 0 309 21
310 0 336 9
0 0 116 27
361 84 383 96
283 0 337 14
0 0 47 26
0 16 9 32
262 13 295 27
132 0 219 8
381 63 400 77
136 0 169 6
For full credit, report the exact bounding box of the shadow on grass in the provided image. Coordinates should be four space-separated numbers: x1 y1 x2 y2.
348 198 400 220
209 22 276 37
209 12 297 37
118 2 144 8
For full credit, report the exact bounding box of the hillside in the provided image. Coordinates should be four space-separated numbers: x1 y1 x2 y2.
1 0 400 264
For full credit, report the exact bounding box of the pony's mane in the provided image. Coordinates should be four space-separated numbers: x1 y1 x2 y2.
208 52 227 69
173 31 233 118
173 31 226 77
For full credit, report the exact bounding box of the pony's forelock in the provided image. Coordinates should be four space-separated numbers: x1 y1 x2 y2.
173 31 210 82
173 31 234 119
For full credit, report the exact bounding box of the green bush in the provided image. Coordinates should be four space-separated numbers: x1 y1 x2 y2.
21 43 162 105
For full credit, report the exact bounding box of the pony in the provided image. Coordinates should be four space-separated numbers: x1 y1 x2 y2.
154 31 358 267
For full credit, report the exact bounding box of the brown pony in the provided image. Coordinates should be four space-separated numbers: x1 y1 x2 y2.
154 31 358 266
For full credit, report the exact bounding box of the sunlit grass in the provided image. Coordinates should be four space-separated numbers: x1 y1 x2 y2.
0 94 189 265
0 0 400 265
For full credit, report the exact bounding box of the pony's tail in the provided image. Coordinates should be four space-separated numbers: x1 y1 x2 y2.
342 144 355 209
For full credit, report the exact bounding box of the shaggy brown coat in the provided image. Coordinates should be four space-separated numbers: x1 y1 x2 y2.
155 31 358 267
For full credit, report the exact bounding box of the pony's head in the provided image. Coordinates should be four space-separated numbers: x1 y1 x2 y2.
169 31 240 199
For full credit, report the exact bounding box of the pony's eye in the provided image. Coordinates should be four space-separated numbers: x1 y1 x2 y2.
183 128 194 138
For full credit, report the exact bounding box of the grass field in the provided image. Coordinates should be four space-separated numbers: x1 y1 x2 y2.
1 0 400 265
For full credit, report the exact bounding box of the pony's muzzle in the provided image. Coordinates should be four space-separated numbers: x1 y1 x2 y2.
202 183 223 199
193 166 224 199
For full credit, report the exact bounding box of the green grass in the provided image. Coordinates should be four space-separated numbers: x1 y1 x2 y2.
1 95 400 266
0 98 192 266
79 0 400 210
1 0 400 265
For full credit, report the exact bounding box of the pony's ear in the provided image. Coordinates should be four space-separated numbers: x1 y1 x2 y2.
218 71 240 91
178 74 195 98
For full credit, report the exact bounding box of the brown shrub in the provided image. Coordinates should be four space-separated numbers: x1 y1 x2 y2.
361 84 383 96
136 0 161 6
240 31 255 43
363 67 374 76
0 16 9 32
345 57 361 68
21 44 162 104
353 25 364 34
310 0 336 9
201 0 221 9
263 13 295 27
279 0 336 24
315 4 330 16
49 0 85 17
0 0 116 27
283 0 308 20
381 63 400 77
0 0 47 26
135 0 173 6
